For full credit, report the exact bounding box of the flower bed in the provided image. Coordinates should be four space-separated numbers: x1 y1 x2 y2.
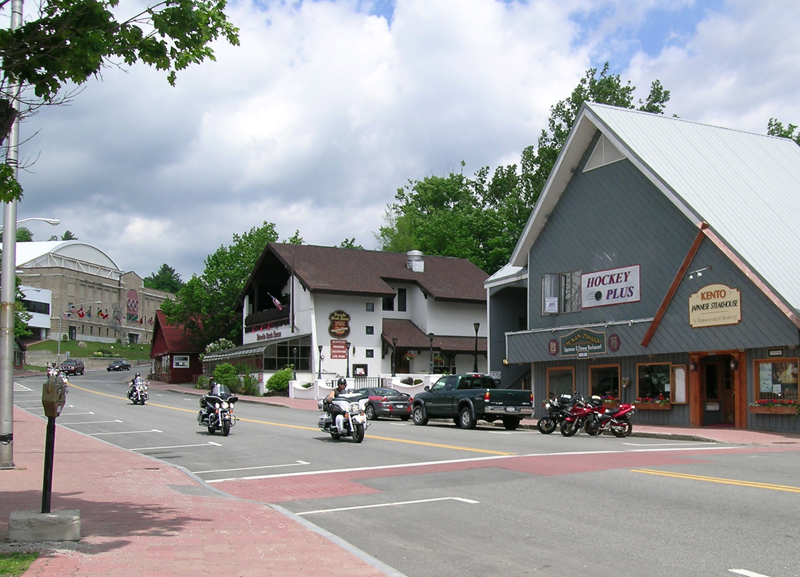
635 402 672 410
749 401 799 415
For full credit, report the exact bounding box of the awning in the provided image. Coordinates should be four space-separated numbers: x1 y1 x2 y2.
203 342 269 362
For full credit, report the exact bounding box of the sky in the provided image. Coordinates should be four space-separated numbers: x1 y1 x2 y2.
8 0 800 281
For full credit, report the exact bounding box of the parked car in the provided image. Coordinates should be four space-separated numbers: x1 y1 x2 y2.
353 387 412 420
411 373 533 430
59 359 85 376
107 360 131 371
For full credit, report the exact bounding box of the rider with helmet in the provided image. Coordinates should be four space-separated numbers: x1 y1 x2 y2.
325 377 349 433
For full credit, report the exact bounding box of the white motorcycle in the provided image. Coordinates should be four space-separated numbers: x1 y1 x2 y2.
127 376 149 405
317 393 369 443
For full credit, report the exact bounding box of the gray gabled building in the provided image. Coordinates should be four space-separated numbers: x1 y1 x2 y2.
487 103 800 432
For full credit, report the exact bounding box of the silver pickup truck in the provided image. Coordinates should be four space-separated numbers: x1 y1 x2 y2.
411 373 533 430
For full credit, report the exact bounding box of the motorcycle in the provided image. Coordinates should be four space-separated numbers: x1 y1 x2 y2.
198 383 239 436
317 393 369 443
583 398 635 437
537 393 579 434
127 376 149 405
559 394 594 437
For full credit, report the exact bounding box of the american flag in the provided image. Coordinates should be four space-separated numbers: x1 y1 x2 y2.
268 293 283 311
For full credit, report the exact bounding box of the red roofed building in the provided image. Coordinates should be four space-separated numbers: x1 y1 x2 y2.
149 311 203 384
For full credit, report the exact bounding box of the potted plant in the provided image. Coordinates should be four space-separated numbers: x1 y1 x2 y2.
748 400 800 415
404 352 415 362
635 395 671 410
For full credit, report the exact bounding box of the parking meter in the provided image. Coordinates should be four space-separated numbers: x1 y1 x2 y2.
42 374 68 418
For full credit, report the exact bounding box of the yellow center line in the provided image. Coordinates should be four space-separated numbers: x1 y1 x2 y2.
67 383 514 455
632 469 800 493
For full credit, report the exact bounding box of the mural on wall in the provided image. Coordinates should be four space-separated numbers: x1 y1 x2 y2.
126 288 139 322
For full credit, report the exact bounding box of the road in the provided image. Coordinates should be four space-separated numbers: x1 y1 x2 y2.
14 372 800 577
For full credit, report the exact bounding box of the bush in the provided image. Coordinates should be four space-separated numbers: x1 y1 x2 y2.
213 363 241 394
241 374 260 396
196 375 210 389
266 367 293 392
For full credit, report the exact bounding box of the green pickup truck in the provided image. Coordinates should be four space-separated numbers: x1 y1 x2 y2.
411 373 533 430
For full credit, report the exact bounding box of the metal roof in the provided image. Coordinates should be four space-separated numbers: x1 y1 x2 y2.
16 241 120 271
507 102 800 312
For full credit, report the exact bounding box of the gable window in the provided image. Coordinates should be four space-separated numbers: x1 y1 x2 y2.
397 288 407 312
541 271 581 315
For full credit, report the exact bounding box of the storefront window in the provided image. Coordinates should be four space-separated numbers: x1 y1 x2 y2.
590 365 619 399
263 337 311 371
547 367 574 399
755 359 798 402
637 363 671 400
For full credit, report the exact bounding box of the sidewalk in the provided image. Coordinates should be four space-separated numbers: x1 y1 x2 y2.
3 379 799 577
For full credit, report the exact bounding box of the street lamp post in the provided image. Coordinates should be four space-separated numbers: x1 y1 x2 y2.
0 217 60 234
292 347 298 380
391 337 398 377
428 332 434 374
345 341 351 379
317 345 323 379
473 322 480 373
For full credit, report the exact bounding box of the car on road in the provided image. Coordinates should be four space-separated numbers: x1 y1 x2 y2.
353 387 412 420
107 360 131 371
59 359 85 376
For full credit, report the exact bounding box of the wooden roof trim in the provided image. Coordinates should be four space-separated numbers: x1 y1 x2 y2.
641 223 708 347
702 227 800 329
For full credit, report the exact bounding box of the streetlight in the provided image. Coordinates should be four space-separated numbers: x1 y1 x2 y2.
292 347 298 380
428 332 434 374
473 322 480 373
0 217 59 234
56 301 102 368
1 214 60 469
345 341 351 379
317 344 323 379
391 337 398 377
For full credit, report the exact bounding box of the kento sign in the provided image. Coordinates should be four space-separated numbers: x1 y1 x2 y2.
689 284 741 328
581 265 640 309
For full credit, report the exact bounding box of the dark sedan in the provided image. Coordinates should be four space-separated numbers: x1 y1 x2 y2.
107 360 131 371
353 387 412 420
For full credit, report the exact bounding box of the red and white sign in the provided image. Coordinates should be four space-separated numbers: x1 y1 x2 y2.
330 339 349 359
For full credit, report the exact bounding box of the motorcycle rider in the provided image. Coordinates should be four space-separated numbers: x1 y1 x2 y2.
325 377 349 433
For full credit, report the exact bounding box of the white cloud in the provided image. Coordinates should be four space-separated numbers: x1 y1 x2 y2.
12 0 800 280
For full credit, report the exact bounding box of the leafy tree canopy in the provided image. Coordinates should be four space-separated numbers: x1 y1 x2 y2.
161 221 278 346
61 230 78 240
0 0 240 203
377 63 670 274
14 276 32 338
0 226 31 242
767 118 800 145
338 238 363 250
143 263 184 293
285 230 304 245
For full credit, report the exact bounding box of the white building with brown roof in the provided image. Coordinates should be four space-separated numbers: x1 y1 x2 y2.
203 243 489 388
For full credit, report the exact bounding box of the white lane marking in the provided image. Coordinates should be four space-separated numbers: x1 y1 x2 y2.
196 460 309 475
297 497 479 516
62 419 123 425
623 442 700 446
729 570 771 577
132 442 222 451
214 445 744 483
487 431 513 435
56 412 96 416
13 383 34 391
87 429 162 436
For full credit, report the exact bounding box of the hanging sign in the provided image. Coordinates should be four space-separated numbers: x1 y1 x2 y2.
328 310 351 338
581 265 640 309
560 329 606 357
689 284 741 328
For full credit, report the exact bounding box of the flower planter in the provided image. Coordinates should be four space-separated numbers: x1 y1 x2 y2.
635 402 671 410
602 401 619 409
749 405 798 415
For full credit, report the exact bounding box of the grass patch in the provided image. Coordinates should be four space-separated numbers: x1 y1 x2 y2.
26 340 151 360
0 552 39 577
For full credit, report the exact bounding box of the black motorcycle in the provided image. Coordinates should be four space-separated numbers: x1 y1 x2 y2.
198 384 239 436
537 393 578 434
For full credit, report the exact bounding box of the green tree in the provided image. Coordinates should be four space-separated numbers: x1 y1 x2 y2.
767 118 800 145
337 238 363 250
161 221 279 346
378 63 670 274
285 230 304 245
0 226 31 243
143 263 184 293
0 0 240 202
14 277 32 338
61 230 78 240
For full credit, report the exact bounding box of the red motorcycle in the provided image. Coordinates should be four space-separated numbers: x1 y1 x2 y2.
559 394 594 437
583 397 635 437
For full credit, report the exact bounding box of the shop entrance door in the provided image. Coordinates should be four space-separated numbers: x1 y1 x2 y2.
702 358 735 425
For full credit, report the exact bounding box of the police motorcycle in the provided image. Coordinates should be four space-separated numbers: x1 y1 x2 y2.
317 381 369 443
127 373 149 405
198 382 239 436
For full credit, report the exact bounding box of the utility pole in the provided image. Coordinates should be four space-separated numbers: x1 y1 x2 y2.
0 0 24 469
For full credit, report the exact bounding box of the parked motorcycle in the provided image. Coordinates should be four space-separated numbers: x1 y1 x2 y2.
559 394 594 437
198 383 239 436
317 393 369 442
537 393 579 434
127 375 149 405
584 397 635 437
